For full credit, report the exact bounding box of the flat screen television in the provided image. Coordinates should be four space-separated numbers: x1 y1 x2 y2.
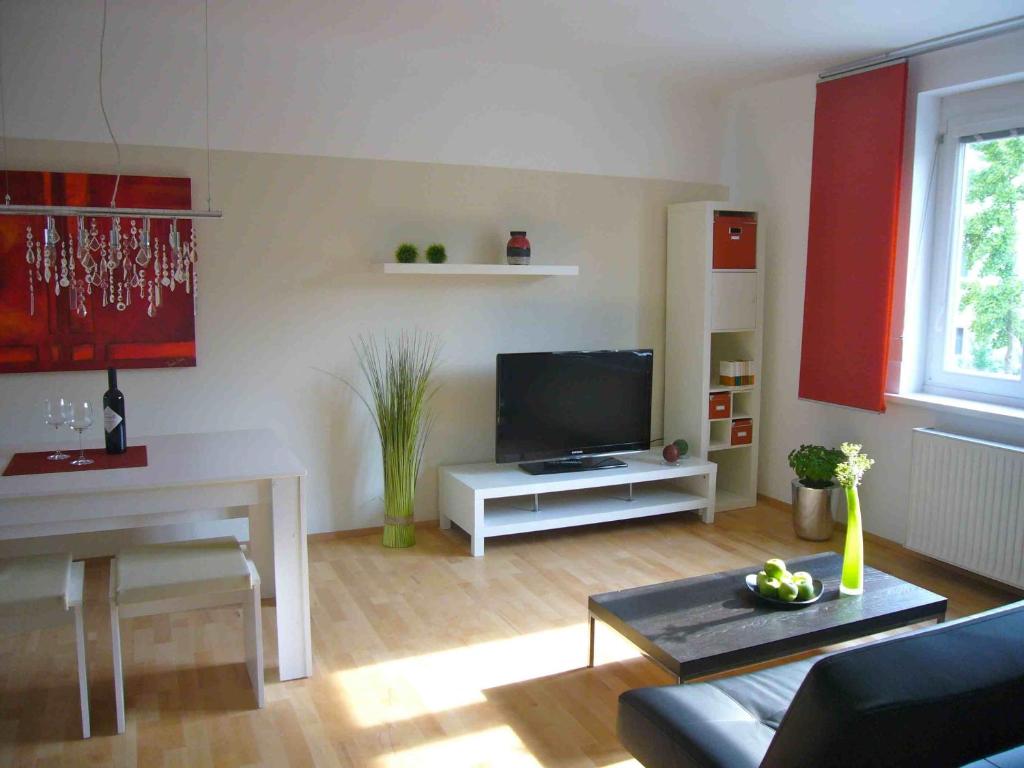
495 349 653 474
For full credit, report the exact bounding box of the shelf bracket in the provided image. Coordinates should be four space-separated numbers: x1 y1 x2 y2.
627 483 633 502
533 494 540 512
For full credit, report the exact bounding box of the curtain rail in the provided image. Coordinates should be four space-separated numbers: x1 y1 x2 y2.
819 15 1024 81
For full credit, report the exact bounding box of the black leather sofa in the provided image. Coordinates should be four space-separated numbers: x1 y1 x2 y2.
618 600 1024 768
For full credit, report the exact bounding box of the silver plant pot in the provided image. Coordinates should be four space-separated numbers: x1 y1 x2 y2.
791 479 836 541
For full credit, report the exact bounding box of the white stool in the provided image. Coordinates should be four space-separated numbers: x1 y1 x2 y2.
109 538 264 734
0 553 90 738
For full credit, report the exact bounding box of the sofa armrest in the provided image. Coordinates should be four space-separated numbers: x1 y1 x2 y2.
618 659 814 768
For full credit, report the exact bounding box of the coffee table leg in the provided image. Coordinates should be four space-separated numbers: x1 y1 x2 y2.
588 614 596 667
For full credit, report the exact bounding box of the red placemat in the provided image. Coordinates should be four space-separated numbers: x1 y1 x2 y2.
3 445 148 476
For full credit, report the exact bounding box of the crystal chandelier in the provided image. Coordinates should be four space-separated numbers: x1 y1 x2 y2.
0 0 221 321
24 215 197 319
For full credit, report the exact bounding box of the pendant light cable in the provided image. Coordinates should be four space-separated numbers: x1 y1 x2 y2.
0 0 222 222
0 4 10 206
204 0 212 211
98 0 122 208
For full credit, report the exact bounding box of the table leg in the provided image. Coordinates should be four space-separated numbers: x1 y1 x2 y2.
588 614 596 667
270 475 312 681
248 503 275 597
701 465 717 524
73 605 91 739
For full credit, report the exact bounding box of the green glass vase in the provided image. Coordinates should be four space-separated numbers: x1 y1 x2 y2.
840 486 864 595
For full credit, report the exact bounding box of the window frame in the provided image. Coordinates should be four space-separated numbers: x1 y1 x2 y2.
923 105 1024 408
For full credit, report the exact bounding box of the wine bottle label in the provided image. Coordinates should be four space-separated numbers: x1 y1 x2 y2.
104 406 123 433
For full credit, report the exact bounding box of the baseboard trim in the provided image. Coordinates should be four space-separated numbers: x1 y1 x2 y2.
756 493 789 512
759 492 903 547
757 493 1024 597
309 519 437 543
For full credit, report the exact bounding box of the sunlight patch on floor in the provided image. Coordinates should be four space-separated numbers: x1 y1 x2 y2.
333 621 643 729
376 725 542 768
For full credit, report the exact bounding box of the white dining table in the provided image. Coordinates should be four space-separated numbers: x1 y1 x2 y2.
0 429 312 681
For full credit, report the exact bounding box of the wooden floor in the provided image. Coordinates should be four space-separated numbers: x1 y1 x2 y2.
1 502 1019 767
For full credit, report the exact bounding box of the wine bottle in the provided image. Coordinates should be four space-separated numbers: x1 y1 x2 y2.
103 367 127 454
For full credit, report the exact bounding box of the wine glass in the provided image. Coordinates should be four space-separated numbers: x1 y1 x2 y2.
43 398 70 461
68 402 95 467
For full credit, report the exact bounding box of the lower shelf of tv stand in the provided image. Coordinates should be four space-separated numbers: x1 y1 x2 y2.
438 451 717 556
484 483 708 535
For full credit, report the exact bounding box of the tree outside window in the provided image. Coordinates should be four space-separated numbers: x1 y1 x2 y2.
947 134 1024 378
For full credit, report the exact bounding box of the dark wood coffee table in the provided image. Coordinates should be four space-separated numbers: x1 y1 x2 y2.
588 552 947 682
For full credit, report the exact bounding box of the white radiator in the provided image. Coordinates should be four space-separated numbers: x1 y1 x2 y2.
907 428 1024 589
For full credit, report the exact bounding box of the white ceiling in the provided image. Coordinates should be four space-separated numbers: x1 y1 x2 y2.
154 0 1024 87
2 1 1024 181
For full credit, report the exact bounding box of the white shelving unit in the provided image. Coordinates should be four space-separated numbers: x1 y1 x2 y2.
438 451 717 556
664 201 764 512
380 263 579 276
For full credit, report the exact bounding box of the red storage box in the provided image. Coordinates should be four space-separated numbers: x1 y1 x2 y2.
709 392 731 420
713 212 757 270
731 418 753 446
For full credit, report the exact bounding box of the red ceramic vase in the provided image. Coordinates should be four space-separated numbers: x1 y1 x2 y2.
507 231 531 265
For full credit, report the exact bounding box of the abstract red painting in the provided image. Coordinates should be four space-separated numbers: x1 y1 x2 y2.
0 170 197 374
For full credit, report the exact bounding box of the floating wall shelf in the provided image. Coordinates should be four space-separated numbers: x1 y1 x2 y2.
379 263 579 277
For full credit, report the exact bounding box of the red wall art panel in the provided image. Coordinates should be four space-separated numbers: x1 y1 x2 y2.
0 170 197 374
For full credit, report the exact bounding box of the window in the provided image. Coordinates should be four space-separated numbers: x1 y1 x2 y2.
925 87 1024 407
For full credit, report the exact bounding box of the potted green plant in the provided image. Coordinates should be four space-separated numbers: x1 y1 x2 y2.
395 243 418 263
787 444 844 540
425 244 447 264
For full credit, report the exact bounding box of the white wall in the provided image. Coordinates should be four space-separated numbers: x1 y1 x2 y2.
723 29 1024 543
0 0 723 183
0 138 724 540
0 3 733 546
12 1 1021 547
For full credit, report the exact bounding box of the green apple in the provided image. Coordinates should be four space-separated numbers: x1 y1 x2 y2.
757 572 780 598
796 580 816 601
764 558 787 580
792 571 813 585
777 581 799 602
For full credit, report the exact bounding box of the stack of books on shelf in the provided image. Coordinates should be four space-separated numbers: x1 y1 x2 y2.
719 360 755 386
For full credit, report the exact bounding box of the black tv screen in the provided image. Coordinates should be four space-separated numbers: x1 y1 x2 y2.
495 349 653 464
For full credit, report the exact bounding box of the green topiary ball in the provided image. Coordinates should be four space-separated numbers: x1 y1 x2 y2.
395 243 418 263
426 243 447 264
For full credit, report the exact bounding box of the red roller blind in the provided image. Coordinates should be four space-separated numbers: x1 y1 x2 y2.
798 62 908 412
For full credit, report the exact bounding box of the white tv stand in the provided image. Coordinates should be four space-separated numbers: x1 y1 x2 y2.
438 451 717 556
